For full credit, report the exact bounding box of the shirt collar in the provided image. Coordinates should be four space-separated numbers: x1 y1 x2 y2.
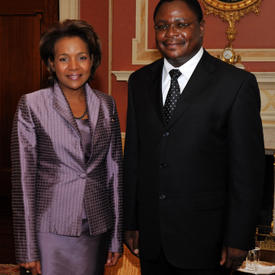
163 47 204 80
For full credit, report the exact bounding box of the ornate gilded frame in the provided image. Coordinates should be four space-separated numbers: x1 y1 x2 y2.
201 0 262 46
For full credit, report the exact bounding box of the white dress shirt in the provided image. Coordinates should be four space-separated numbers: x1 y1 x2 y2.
162 47 204 105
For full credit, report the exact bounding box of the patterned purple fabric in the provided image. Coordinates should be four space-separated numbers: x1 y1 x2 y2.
76 118 90 219
38 220 108 275
76 119 92 164
11 83 123 263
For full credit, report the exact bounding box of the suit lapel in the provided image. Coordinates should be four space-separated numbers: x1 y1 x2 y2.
52 82 80 136
166 51 216 128
85 83 100 136
147 59 165 125
52 82 100 164
85 83 100 162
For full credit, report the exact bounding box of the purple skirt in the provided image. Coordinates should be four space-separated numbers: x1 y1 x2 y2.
38 220 108 275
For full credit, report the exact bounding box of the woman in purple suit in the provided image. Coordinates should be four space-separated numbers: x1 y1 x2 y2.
11 20 123 275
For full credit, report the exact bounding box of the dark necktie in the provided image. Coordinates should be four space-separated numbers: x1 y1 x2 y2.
163 69 182 124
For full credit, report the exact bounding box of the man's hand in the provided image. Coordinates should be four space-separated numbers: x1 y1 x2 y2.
124 230 139 256
105 252 121 266
220 246 247 270
20 261 41 275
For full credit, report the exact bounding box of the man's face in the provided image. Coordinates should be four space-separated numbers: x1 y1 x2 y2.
154 0 204 67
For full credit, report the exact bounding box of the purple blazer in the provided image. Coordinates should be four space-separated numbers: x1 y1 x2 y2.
11 83 123 263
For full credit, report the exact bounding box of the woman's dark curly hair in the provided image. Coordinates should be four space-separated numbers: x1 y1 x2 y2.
40 19 101 81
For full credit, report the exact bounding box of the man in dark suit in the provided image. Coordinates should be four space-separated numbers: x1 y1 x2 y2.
124 0 265 274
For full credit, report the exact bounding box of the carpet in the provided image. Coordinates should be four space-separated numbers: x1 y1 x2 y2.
0 246 140 275
0 264 19 275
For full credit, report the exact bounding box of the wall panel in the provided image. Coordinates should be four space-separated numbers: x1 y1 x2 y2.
79 2 275 144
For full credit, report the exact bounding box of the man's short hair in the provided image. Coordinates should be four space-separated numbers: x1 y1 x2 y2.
153 0 203 22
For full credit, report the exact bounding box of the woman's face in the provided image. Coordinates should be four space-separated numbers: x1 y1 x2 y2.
49 36 93 94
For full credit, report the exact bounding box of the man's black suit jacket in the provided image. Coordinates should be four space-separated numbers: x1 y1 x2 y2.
124 50 265 269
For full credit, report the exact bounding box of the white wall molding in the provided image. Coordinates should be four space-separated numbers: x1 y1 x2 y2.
132 0 275 64
108 0 113 95
209 49 275 62
59 0 80 21
255 72 275 83
113 70 275 149
112 71 275 83
112 71 132 81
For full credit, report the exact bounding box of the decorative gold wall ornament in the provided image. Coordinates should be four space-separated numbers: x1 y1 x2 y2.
201 0 262 64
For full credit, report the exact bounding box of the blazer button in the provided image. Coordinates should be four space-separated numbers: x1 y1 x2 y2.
79 173 86 179
160 163 168 168
159 194 166 200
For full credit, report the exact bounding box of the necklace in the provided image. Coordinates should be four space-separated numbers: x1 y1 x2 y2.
74 108 88 119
